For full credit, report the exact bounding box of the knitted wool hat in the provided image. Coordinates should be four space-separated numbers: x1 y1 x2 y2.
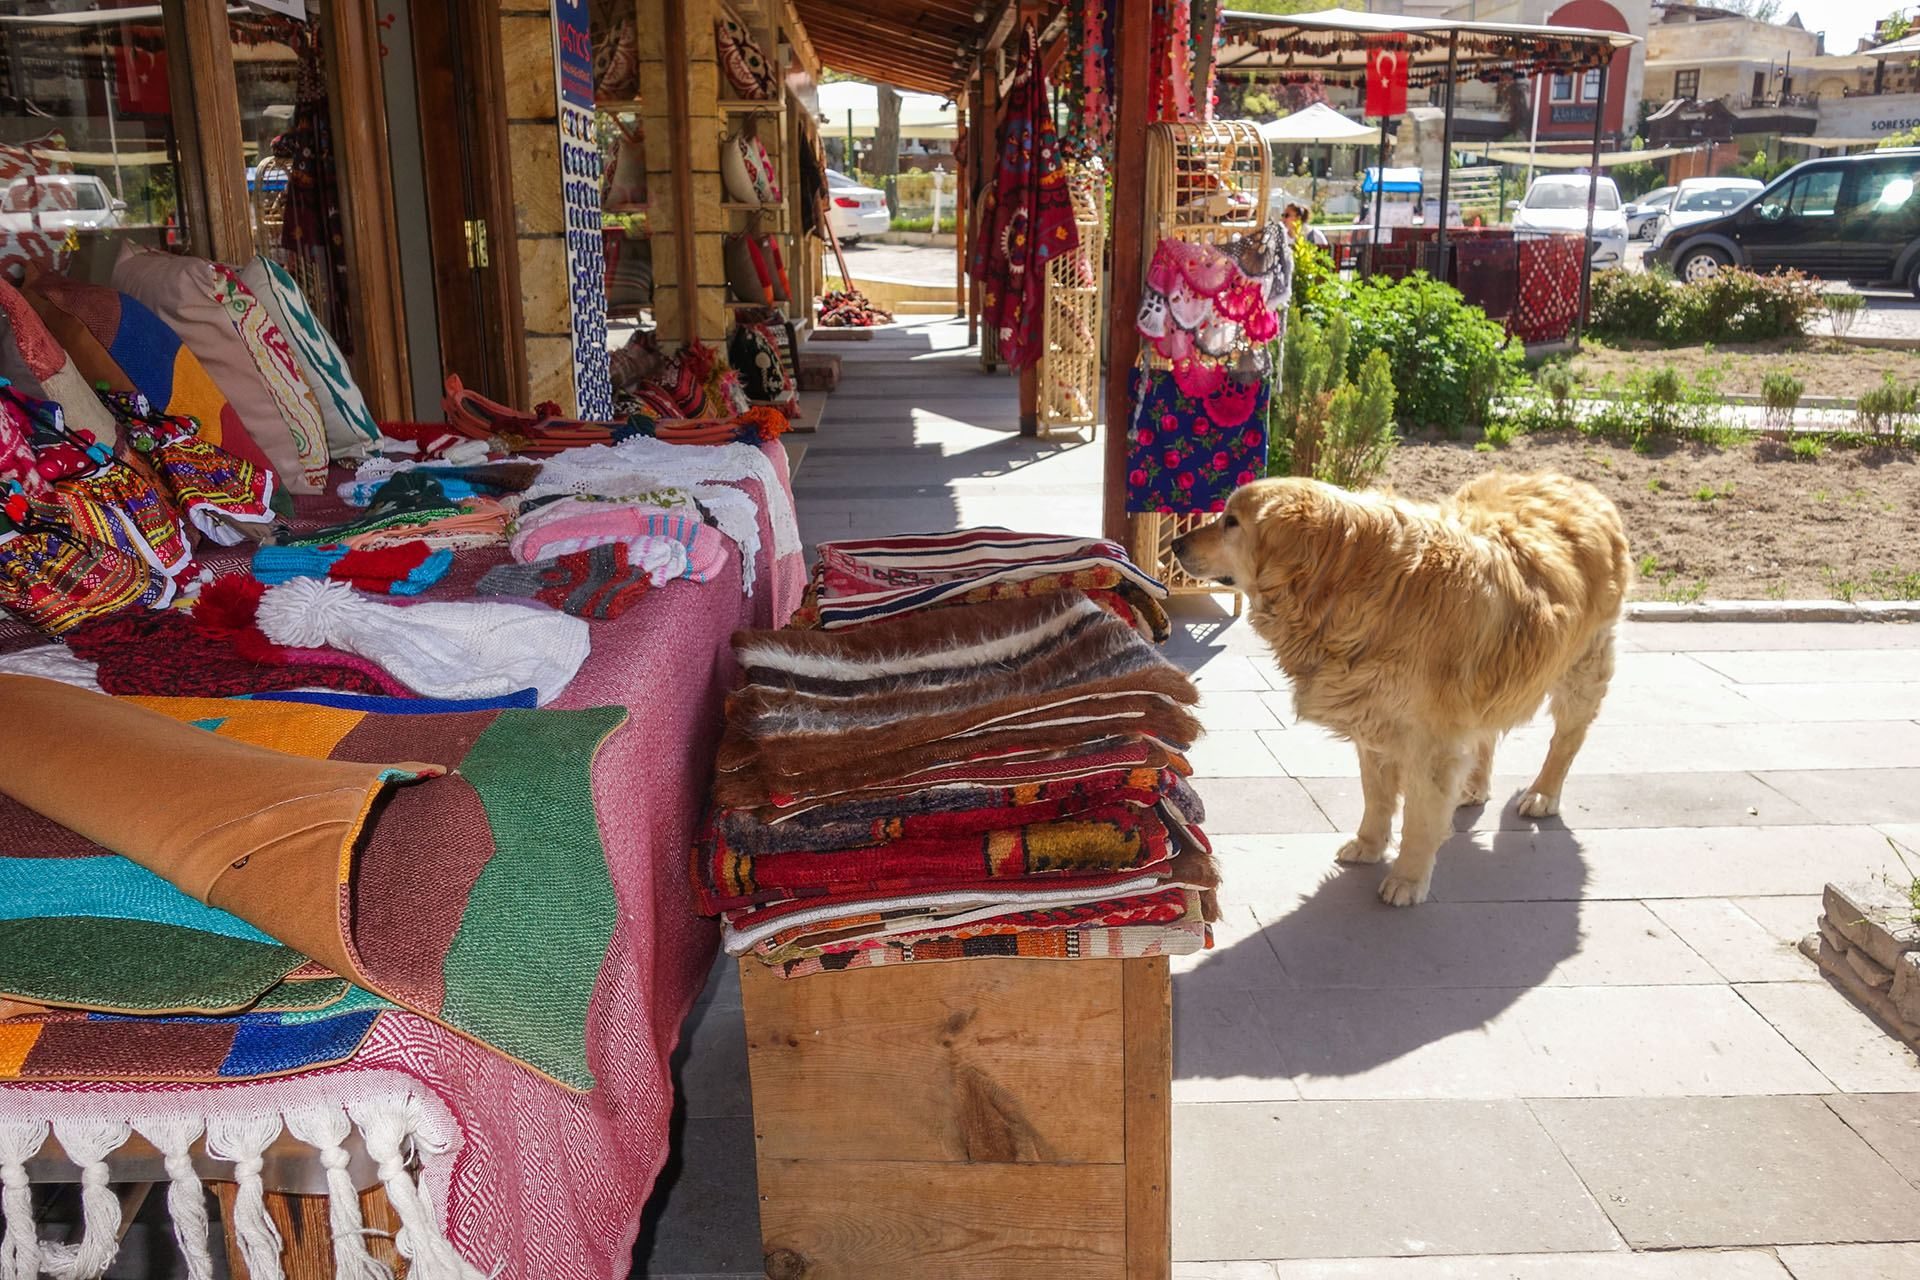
508 505 727 583
255 578 590 705
475 542 654 620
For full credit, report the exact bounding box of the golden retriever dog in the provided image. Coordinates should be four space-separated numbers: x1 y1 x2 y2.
1172 472 1630 907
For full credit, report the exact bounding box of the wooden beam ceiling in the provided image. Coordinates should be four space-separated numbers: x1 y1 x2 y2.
791 0 988 95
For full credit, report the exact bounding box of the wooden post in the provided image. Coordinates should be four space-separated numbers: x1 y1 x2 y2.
1101 0 1153 545
161 0 251 263
663 0 702 347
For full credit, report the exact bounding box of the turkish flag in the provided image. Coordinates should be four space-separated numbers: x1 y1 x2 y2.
1365 37 1409 118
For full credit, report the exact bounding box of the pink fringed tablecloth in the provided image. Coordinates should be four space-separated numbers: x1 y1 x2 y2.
0 441 804 1280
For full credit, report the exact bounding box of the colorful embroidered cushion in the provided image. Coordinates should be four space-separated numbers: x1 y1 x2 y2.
212 263 331 482
111 244 329 493
239 255 381 458
0 278 120 449
22 271 275 476
720 132 780 205
1124 366 1270 516
728 322 784 402
715 5 777 99
724 233 771 304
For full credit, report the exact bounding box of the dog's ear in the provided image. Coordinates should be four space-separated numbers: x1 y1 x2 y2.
1247 481 1327 603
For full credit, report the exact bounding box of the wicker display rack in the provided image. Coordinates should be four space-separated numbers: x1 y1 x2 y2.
1036 166 1106 435
1128 120 1273 597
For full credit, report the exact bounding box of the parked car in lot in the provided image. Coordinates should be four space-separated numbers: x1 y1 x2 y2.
825 169 890 244
1625 185 1676 239
1510 174 1627 269
1652 150 1920 293
0 174 124 235
1648 177 1762 250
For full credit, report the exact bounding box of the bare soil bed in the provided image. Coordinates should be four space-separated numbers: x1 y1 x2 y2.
1386 430 1920 601
1571 339 1920 400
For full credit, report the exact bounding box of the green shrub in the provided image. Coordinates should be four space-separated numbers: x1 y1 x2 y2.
887 214 957 233
1825 291 1865 338
1290 237 1339 314
1588 267 1823 346
1857 373 1919 438
1318 349 1397 489
1761 370 1804 431
1307 272 1520 436
1789 436 1824 460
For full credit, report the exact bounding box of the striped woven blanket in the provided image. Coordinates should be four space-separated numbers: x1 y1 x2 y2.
0 678 623 1090
804 528 1169 630
713 593 1201 810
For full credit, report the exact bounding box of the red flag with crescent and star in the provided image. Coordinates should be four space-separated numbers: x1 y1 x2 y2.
1365 36 1409 118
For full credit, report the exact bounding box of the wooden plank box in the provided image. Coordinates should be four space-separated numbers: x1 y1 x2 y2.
741 954 1171 1280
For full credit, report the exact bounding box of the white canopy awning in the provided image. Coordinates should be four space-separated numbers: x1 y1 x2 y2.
1257 102 1379 144
815 82 959 141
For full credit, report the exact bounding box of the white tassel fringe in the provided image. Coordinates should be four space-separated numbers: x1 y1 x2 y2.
42 1118 130 1280
0 1119 49 1280
283 1105 391 1280
205 1112 286 1280
348 1102 485 1280
131 1116 215 1280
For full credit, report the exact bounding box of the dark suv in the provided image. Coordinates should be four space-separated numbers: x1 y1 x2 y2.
1651 149 1920 295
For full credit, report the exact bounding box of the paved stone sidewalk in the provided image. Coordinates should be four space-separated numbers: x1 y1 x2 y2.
643 320 1920 1280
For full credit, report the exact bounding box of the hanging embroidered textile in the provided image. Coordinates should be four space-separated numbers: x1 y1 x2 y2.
971 24 1079 370
1061 0 1116 162
278 25 352 351
1150 0 1196 122
1125 365 1269 515
1135 223 1291 365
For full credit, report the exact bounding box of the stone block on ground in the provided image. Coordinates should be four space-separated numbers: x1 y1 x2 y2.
1847 944 1896 992
1823 879 1920 971
1819 915 1851 954
1896 951 1920 1027
1808 931 1920 1053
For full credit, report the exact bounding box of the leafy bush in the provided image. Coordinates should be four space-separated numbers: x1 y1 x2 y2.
1581 366 1735 448
1825 290 1865 338
1857 373 1919 438
1289 237 1340 314
888 215 957 233
1588 268 1823 345
1307 272 1519 436
1269 308 1397 489
1319 349 1397 489
1761 370 1803 431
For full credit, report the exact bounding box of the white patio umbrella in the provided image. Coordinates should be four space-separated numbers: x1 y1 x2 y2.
1255 102 1378 144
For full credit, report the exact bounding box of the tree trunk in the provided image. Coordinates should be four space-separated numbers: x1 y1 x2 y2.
874 83 902 216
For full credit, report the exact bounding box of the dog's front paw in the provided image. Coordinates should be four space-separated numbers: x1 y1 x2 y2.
1458 780 1492 807
1377 868 1431 907
1336 836 1387 864
1517 790 1561 819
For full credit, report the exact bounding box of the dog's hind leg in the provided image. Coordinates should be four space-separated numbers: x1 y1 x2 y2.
1380 740 1464 908
1459 733 1496 807
1519 628 1617 819
1336 745 1399 865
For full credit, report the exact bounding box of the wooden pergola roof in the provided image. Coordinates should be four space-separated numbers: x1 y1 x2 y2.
791 0 987 95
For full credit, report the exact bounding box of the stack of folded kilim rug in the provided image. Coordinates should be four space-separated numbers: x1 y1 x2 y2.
694 533 1217 978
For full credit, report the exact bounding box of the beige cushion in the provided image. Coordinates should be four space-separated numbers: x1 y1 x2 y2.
113 243 328 493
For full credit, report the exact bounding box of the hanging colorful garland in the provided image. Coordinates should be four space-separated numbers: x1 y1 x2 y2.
1150 0 1196 123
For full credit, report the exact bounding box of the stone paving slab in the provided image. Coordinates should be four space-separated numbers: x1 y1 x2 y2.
1692 648 1920 684
1187 730 1291 778
1218 986 1832 1101
1754 770 1920 826
1298 772 1821 833
1777 1244 1920 1280
1728 682 1920 722
1189 776 1336 836
1821 1092 1920 1186
1735 982 1920 1093
1172 1100 1621 1260
1646 898 1823 983
1530 1096 1920 1248
1267 1253 1791 1278
1211 825 1909 904
1620 622 1920 652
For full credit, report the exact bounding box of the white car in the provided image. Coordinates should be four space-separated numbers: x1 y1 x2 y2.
0 175 124 234
826 169 890 244
1510 175 1628 269
1625 185 1676 239
1649 178 1763 251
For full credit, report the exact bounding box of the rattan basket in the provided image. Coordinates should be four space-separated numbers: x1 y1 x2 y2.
1037 166 1106 435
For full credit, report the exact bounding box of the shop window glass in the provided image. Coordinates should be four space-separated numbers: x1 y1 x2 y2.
1582 68 1601 100
1674 69 1699 99
230 2 352 353
0 1 188 283
1550 73 1572 102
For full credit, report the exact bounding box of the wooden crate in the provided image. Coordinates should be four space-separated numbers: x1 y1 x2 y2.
741 955 1172 1280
